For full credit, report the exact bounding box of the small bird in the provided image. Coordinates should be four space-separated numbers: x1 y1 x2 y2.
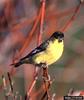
11 31 64 68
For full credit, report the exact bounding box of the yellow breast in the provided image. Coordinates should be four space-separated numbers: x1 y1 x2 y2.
34 40 64 66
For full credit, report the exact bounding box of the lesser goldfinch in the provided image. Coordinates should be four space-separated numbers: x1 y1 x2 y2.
11 31 64 68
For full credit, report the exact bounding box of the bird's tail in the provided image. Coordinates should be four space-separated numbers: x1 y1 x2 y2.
10 60 24 68
10 57 30 67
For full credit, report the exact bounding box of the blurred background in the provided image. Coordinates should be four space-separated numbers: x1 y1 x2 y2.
0 0 84 99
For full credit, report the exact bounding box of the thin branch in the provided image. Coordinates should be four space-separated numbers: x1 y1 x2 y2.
41 67 51 100
2 75 8 100
27 75 38 98
62 3 81 32
38 0 46 45
7 72 14 93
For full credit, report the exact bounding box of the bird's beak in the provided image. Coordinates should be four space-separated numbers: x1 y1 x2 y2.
58 38 63 42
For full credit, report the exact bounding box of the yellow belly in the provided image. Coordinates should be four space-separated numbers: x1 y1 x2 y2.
34 40 64 65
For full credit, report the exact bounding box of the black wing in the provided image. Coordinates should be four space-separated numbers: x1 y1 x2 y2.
20 40 50 60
